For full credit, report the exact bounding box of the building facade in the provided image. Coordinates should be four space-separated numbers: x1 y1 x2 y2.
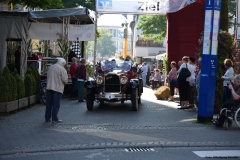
131 15 166 66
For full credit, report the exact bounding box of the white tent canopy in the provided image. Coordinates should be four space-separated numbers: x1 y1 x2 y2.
0 8 95 76
156 53 166 60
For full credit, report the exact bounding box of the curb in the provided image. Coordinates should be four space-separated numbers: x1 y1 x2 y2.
1 142 240 156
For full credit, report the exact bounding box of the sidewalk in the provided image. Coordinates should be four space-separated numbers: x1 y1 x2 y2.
0 87 239 155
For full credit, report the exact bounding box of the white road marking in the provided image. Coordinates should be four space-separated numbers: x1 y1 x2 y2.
193 150 240 158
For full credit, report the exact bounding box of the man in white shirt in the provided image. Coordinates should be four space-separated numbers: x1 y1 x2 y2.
45 58 68 123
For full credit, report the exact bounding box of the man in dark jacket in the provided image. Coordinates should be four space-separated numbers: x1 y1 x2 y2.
76 58 86 102
14 46 21 74
68 49 76 63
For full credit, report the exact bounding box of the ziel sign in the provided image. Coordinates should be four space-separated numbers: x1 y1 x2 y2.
96 0 196 15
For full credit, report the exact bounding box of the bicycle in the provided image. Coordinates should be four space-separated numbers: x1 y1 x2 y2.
38 80 47 104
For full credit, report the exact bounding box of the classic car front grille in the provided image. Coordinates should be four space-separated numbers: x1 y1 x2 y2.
104 74 120 92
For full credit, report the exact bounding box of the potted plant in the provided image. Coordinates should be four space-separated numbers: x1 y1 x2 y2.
25 68 37 106
14 69 27 109
56 33 71 69
0 67 18 113
118 53 132 61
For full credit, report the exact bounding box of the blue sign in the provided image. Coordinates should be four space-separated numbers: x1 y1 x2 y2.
97 0 112 9
205 0 214 9
198 0 222 123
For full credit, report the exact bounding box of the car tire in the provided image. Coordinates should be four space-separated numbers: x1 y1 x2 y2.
99 100 104 107
138 94 141 104
86 96 94 111
131 88 138 111
86 89 94 111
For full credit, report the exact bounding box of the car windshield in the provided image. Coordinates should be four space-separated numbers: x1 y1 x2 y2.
101 60 132 72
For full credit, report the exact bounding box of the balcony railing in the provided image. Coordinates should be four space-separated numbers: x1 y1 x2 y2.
136 40 163 47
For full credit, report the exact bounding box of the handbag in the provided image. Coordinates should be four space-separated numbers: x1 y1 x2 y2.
177 64 191 81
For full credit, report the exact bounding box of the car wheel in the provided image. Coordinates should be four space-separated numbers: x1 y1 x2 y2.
138 94 141 104
131 88 138 111
99 100 104 107
86 96 94 111
86 89 94 111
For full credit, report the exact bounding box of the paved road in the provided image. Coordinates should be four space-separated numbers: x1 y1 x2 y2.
0 87 239 156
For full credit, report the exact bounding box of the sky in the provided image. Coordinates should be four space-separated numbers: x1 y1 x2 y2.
98 14 133 28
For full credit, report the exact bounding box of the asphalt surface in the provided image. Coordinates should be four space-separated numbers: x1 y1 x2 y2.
0 87 239 156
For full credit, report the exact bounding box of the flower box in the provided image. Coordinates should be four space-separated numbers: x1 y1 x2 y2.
29 94 37 106
0 100 18 113
18 97 28 109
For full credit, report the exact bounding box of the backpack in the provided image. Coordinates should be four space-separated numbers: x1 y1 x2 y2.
177 64 191 81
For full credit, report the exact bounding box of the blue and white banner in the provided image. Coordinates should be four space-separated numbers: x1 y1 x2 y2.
96 0 197 14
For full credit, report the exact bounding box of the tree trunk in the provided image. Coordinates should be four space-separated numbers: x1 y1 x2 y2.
220 0 228 31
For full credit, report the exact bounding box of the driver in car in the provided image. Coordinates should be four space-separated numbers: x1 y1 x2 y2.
122 59 131 71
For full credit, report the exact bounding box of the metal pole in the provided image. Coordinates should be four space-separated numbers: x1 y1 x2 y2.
93 11 98 77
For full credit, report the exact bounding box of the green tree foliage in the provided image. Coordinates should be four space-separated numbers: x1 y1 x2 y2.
13 68 18 76
24 74 33 97
10 74 17 101
220 0 228 31
26 68 37 94
0 0 95 10
2 67 12 101
195 31 238 113
62 0 95 10
0 0 63 9
228 0 236 29
96 28 117 58
136 15 166 44
56 33 70 64
3 66 10 75
0 76 9 102
15 75 25 99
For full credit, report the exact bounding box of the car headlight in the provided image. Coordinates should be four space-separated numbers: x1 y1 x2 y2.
120 76 128 84
96 76 103 84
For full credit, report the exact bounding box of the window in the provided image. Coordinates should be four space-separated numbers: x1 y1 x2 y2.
113 29 117 37
119 42 123 49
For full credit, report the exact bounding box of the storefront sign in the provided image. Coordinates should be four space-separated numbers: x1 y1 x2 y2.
96 0 196 14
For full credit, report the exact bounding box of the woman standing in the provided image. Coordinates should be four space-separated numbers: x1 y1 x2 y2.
221 59 234 103
187 57 196 108
167 61 178 101
177 56 193 109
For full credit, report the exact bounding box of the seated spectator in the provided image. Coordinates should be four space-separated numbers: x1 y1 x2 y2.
160 71 165 86
150 69 161 90
222 74 240 110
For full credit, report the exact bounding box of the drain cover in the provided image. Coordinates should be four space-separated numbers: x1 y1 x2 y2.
72 125 106 132
125 148 154 152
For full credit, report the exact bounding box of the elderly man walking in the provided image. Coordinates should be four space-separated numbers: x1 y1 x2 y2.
45 58 68 123
76 58 87 102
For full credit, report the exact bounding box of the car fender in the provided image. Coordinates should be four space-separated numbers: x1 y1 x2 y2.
84 80 95 88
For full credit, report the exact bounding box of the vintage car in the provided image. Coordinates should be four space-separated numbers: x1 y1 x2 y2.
84 60 143 111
